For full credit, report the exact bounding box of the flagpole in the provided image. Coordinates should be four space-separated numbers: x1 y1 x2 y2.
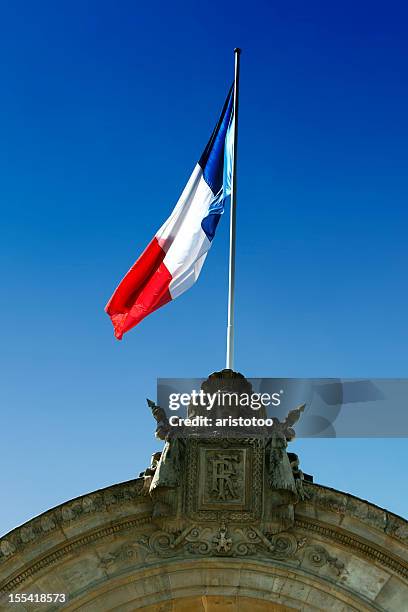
226 48 241 371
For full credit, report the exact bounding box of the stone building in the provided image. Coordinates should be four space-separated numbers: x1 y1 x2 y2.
1 371 408 611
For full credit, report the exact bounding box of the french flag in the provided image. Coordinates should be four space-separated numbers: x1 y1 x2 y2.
106 86 235 340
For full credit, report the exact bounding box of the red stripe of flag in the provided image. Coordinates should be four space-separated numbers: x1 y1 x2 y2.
105 238 172 339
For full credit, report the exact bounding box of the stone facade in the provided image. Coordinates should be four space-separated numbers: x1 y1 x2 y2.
1 371 407 610
1 466 408 609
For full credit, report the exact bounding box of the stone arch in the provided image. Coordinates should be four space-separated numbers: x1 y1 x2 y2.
62 560 378 611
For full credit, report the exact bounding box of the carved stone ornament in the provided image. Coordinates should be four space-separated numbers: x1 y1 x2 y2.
136 524 304 559
184 437 264 523
97 522 343 580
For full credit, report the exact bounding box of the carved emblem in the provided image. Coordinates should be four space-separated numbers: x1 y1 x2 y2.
185 439 263 522
210 454 240 500
213 524 232 552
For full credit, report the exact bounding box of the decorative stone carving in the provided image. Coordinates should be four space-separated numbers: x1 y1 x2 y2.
150 438 184 492
135 524 307 561
0 481 144 565
40 516 56 532
19 526 35 544
139 451 162 496
146 398 170 441
96 521 347 581
288 452 310 501
302 544 346 577
267 429 297 502
185 438 264 523
146 371 311 536
0 541 15 558
213 524 232 552
99 523 348 584
99 544 141 569
206 451 243 502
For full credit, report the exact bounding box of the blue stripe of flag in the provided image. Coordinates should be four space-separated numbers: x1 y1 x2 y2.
198 85 234 195
199 86 234 241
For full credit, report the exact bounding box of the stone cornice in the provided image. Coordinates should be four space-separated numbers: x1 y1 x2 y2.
302 482 408 544
0 515 152 594
295 516 408 580
0 478 145 565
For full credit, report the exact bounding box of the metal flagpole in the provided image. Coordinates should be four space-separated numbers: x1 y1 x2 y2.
226 48 241 371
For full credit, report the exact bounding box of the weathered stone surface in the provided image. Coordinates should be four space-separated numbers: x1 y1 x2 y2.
0 473 407 610
1 408 408 612
374 575 408 612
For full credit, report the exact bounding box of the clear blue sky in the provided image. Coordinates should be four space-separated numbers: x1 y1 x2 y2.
1 0 407 536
